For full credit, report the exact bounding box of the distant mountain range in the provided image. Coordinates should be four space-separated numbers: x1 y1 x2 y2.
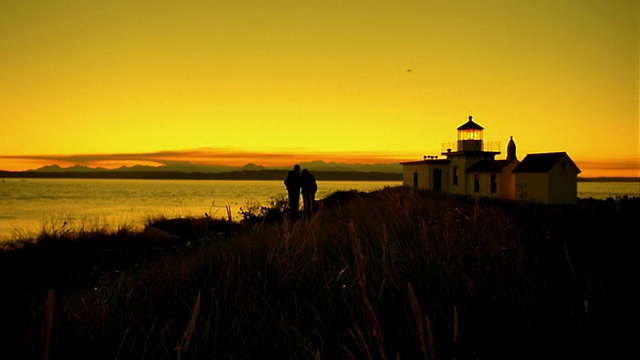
26 161 403 174
0 161 404 181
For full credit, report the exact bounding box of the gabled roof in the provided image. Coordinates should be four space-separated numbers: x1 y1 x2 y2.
466 160 517 173
457 116 484 131
512 152 581 173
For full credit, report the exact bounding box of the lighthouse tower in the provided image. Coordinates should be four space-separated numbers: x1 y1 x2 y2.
442 116 500 195
457 116 484 152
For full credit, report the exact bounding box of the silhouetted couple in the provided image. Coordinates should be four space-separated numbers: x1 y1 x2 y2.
284 164 318 220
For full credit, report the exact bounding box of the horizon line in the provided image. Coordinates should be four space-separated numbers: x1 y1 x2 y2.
1 149 638 178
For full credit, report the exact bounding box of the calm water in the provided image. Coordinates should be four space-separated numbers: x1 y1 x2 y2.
0 179 400 240
0 179 637 241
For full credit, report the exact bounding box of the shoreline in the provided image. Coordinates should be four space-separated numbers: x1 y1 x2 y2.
2 169 638 182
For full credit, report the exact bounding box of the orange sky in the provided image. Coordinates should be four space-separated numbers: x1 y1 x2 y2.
1 1 638 178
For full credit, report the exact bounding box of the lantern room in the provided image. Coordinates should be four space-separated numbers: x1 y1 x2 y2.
457 116 484 151
457 116 484 140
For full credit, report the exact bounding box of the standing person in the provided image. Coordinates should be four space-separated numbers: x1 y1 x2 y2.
284 164 301 219
300 169 318 219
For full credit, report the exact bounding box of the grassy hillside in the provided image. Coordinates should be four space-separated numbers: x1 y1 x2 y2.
1 186 638 359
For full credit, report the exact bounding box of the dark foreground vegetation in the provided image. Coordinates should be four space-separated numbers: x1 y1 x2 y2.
1 187 638 359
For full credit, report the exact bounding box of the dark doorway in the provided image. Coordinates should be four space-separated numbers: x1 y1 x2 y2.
433 169 442 191
491 174 497 193
413 172 418 188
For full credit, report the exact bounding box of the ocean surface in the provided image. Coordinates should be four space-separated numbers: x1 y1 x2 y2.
0 179 400 240
0 178 638 241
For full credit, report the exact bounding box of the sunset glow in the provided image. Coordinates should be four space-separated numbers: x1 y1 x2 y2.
1 1 638 178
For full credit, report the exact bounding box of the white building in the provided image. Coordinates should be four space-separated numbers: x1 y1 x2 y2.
401 116 581 205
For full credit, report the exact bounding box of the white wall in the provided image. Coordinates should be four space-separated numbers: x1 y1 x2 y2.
516 173 549 203
499 162 519 200
548 158 578 205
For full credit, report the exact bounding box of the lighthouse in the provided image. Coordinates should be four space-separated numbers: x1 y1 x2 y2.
401 115 579 204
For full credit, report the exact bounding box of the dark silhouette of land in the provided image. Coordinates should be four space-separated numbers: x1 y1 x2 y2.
0 169 402 181
576 177 640 182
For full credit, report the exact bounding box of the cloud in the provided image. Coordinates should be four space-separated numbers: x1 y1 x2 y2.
576 158 640 171
0 148 415 169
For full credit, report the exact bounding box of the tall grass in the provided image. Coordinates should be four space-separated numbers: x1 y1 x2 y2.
3 186 599 359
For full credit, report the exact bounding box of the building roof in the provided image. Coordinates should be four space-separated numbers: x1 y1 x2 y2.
512 152 581 173
466 160 517 173
400 159 450 166
457 116 484 131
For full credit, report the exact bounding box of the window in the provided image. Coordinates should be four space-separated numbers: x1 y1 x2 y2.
453 167 459 185
490 174 497 193
474 174 480 192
